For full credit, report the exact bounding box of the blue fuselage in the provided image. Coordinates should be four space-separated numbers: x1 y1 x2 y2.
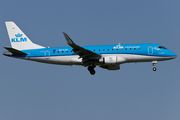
21 43 176 58
4 43 174 66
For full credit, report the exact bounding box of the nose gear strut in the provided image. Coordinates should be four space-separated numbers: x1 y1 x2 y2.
152 61 157 71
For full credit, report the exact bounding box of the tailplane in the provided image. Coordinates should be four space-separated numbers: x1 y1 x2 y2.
5 21 45 50
4 47 27 55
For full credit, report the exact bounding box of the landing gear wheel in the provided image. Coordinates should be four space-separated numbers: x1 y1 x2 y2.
153 67 157 71
90 70 96 75
88 65 96 75
88 66 93 71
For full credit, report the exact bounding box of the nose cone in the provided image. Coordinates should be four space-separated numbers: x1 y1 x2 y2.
169 51 177 59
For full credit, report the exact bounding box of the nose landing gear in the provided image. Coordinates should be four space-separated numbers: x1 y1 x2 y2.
152 61 157 71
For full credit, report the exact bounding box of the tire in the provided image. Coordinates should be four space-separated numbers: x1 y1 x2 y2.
153 67 157 71
90 70 96 75
88 66 93 71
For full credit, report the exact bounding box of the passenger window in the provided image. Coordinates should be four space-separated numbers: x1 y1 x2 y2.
121 48 123 50
103 49 105 51
112 49 114 51
62 51 64 53
125 48 127 50
93 50 95 51
134 48 136 50
139 48 140 50
130 48 131 50
116 49 118 51
66 51 68 53
99 49 100 51
107 49 109 51
53 50 55 53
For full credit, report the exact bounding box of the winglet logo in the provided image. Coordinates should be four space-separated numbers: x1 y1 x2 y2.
11 33 27 42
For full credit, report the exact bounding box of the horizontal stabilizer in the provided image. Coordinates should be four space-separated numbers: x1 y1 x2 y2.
4 47 27 55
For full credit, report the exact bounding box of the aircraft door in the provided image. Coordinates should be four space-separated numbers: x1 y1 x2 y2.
45 50 50 59
148 46 153 55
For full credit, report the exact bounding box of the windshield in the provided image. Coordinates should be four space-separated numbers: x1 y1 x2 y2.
158 46 167 49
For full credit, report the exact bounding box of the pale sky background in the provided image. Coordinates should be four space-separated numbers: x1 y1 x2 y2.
0 0 180 120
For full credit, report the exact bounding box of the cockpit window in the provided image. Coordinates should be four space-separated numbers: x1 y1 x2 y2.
158 46 167 49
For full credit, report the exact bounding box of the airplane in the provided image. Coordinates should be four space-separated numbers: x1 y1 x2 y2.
3 21 177 75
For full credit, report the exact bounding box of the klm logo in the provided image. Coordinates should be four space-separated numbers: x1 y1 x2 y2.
11 33 27 42
109 57 113 62
113 43 123 49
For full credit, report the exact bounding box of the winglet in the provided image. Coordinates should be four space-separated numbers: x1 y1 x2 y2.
63 32 75 45
62 32 101 60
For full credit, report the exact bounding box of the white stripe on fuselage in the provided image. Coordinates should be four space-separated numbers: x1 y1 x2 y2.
15 54 172 66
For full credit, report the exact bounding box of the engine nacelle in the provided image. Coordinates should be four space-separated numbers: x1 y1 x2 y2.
104 56 117 64
99 56 126 64
100 64 120 70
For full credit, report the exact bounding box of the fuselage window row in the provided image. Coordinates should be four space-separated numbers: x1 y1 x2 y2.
53 47 140 53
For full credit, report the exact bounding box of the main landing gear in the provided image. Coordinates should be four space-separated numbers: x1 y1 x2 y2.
152 61 157 71
88 64 96 75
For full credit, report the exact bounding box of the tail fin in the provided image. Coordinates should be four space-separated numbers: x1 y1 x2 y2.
5 21 45 50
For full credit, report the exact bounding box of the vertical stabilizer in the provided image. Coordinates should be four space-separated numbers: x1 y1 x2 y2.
5 21 44 50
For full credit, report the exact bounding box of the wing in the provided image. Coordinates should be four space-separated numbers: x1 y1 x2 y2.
63 32 101 60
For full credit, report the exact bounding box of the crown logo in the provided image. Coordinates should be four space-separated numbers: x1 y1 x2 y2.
15 33 23 37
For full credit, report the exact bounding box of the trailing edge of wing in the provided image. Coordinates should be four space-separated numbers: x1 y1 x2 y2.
63 32 101 60
4 47 28 55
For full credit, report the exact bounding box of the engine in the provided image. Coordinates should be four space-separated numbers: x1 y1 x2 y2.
100 64 120 70
99 56 126 64
98 56 126 70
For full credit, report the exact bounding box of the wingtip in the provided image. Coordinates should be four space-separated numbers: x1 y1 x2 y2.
62 32 74 45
